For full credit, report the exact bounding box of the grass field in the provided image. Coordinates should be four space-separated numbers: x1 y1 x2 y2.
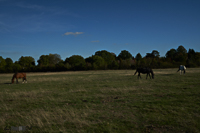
0 68 200 132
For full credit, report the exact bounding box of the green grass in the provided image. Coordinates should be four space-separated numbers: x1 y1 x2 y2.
0 68 200 132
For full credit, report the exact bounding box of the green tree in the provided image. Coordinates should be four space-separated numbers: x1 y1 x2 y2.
95 50 116 69
67 55 86 70
186 49 197 67
177 45 187 54
135 53 142 61
92 55 106 70
135 53 142 67
145 50 160 58
56 60 65 71
165 48 176 61
5 58 13 72
0 56 6 72
145 53 153 58
195 52 200 66
188 49 196 61
37 55 50 66
119 59 133 69
118 50 132 60
18 56 35 70
151 50 160 58
13 61 22 72
38 54 62 66
175 45 187 63
49 54 62 65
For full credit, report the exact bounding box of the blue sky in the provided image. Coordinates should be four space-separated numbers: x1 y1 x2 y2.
0 0 200 63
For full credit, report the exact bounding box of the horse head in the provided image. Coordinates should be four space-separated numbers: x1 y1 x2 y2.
151 73 154 79
11 79 14 84
150 69 154 79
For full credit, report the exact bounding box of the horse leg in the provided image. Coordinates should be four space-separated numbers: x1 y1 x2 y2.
137 73 140 79
149 73 151 79
134 71 137 76
16 78 18 84
139 73 142 79
24 78 27 83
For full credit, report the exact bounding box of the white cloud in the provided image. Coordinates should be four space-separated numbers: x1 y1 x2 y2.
64 32 84 36
91 40 99 43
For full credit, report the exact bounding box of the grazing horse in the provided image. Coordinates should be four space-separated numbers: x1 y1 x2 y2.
134 68 154 79
12 73 27 84
177 65 186 75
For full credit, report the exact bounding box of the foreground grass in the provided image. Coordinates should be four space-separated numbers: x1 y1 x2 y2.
0 68 200 132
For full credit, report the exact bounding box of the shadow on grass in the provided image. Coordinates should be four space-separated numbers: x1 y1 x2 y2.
3 83 12 85
159 74 175 76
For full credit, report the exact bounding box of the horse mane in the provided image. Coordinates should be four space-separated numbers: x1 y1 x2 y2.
12 73 17 80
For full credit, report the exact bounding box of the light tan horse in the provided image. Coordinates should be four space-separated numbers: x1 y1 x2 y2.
12 73 27 84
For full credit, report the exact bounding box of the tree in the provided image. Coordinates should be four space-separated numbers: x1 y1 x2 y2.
18 56 35 69
5 58 13 72
151 50 160 58
175 45 187 63
92 55 106 70
37 55 50 66
38 54 62 66
146 50 160 58
177 45 187 54
186 49 196 67
49 54 62 65
135 53 142 61
145 53 153 58
13 61 22 72
67 55 86 70
135 53 142 67
5 58 13 66
0 56 6 72
118 50 132 60
165 48 176 61
188 49 196 60
195 52 200 66
95 50 116 69
37 55 51 71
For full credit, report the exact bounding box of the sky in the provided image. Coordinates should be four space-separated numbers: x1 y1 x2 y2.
0 0 200 63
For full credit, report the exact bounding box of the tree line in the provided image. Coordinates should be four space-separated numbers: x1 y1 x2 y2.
0 45 200 73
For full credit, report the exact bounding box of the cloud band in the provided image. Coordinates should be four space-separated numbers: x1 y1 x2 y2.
64 32 84 36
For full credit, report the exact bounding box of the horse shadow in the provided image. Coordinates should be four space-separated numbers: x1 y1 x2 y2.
159 74 174 76
4 83 12 85
2 82 25 85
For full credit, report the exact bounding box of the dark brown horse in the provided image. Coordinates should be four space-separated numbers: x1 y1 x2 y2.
134 68 154 79
12 73 27 84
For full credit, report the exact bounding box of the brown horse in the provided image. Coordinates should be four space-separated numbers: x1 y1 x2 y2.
12 73 27 84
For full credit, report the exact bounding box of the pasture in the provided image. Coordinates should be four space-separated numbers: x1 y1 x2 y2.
0 68 200 132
